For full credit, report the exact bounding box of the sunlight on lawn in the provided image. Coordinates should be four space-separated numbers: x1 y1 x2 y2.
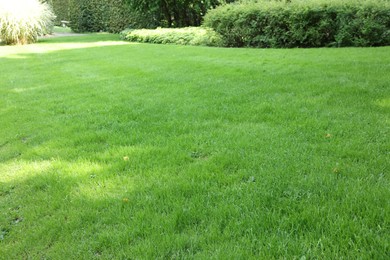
0 41 132 58
0 160 52 182
375 98 390 108
0 159 102 183
0 158 136 200
9 86 44 93
1 54 26 59
74 174 135 200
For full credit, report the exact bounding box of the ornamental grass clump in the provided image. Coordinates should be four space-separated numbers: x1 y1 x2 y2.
0 0 55 45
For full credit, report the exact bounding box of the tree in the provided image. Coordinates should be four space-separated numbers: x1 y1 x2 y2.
46 0 238 33
127 0 237 28
42 0 71 25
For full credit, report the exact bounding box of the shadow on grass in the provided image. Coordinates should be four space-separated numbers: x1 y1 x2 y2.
0 154 222 258
1 153 388 259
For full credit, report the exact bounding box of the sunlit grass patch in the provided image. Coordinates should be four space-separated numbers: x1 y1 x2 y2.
375 98 390 108
0 35 129 58
52 26 72 34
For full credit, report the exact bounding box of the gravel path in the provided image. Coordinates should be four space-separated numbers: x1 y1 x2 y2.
39 32 86 39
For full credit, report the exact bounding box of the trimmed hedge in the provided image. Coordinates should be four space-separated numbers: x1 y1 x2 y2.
120 27 224 47
203 0 390 48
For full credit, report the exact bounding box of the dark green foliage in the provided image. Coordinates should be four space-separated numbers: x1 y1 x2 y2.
44 0 71 25
68 0 131 33
48 0 237 33
119 27 224 46
127 0 236 28
203 0 390 48
106 1 134 32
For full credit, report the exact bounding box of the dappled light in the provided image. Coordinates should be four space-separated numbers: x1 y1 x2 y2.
8 86 44 93
0 159 103 184
0 160 53 183
375 98 390 108
1 54 27 59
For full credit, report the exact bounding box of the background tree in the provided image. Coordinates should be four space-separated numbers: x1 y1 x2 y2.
42 0 71 25
45 0 238 32
127 0 237 28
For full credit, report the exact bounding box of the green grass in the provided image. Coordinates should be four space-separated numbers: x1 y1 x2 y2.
0 34 389 258
52 26 73 34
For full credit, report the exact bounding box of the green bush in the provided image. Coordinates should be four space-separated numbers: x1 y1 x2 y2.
68 0 131 33
203 0 390 48
0 0 55 45
65 0 237 33
126 0 237 28
120 27 224 47
44 0 71 26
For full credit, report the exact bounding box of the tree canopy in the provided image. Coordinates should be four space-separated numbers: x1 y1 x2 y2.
45 0 237 32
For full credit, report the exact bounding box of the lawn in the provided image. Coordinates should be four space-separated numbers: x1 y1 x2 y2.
52 26 73 34
0 34 389 258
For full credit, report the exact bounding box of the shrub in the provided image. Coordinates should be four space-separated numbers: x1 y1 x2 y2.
68 0 131 33
126 0 237 28
120 27 224 47
0 0 55 45
44 0 71 26
203 0 390 48
66 0 237 33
